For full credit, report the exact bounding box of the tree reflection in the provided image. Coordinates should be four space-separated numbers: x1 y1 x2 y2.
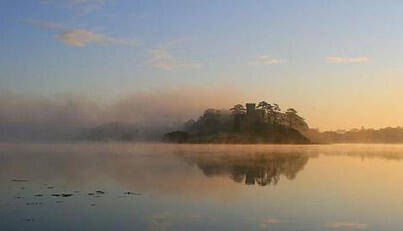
179 152 311 186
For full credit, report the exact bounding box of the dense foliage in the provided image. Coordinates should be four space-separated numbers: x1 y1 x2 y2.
163 101 310 144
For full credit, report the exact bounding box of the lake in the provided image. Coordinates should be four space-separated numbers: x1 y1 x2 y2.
1 143 403 231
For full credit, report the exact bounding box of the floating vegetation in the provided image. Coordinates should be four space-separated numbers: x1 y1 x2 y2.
26 202 43 206
11 179 28 182
124 192 142 196
61 193 73 197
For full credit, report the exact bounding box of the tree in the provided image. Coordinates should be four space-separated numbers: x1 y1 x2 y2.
266 103 282 124
257 101 272 121
230 104 246 132
183 119 196 131
257 101 271 110
285 108 308 131
199 109 221 134
230 104 246 115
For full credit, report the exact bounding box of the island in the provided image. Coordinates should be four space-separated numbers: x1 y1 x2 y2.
163 101 311 144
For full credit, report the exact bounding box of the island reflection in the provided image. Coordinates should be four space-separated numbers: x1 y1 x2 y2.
178 151 314 186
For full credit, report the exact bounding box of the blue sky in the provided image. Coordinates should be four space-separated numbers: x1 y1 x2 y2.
1 0 403 129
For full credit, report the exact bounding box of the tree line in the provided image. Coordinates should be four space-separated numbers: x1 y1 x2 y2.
162 101 311 144
230 101 308 132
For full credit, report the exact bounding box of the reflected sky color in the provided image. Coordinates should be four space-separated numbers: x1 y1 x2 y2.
2 143 403 230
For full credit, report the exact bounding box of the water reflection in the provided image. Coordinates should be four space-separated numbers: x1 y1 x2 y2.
179 151 313 186
3 144 403 231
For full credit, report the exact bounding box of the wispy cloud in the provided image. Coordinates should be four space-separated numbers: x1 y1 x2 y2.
149 48 201 71
24 19 64 30
55 29 140 47
326 56 369 64
324 222 367 229
24 18 139 47
256 56 285 65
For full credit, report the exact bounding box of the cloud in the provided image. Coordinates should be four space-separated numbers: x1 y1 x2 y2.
149 48 201 71
55 29 140 47
324 222 367 229
326 56 369 64
256 56 285 65
24 19 64 30
24 19 139 47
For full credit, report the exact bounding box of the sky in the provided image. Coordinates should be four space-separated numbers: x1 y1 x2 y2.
1 0 403 130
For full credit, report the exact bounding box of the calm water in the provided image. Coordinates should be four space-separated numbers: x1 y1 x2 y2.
1 143 403 231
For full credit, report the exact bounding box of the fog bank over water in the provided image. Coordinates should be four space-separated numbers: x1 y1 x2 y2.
0 87 243 141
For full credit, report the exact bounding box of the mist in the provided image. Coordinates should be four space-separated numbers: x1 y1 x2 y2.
0 87 243 141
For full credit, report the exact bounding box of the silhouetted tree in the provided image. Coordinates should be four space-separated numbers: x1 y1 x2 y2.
266 103 282 124
198 109 221 135
230 104 246 115
284 108 308 131
183 119 196 131
257 101 272 111
231 104 246 131
167 101 311 144
257 101 272 122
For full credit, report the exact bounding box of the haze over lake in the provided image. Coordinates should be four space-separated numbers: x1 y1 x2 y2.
2 143 403 231
4 1 403 230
